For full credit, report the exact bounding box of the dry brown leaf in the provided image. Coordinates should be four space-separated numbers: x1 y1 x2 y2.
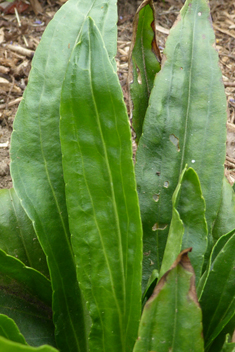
29 0 43 15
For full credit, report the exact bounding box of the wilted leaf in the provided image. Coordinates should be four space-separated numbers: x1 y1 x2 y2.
133 248 204 352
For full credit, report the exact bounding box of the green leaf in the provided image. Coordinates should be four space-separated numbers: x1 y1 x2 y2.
0 249 54 346
129 0 161 142
212 177 235 241
0 189 48 277
0 314 27 345
160 167 207 286
197 229 235 300
0 248 52 306
0 337 58 352
221 334 235 352
135 0 226 287
199 230 235 350
10 0 118 351
60 17 142 352
133 249 204 352
159 170 185 281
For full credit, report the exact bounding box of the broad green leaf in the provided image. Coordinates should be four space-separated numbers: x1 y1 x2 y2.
133 249 204 352
129 0 161 141
212 177 235 241
135 0 226 287
160 167 207 286
0 189 48 277
199 230 235 350
0 315 27 345
0 337 58 352
10 0 117 350
0 249 54 346
60 17 142 352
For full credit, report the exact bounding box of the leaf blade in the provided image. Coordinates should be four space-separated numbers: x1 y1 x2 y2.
135 0 226 287
212 177 235 241
0 250 54 347
134 249 204 352
10 1 118 350
0 189 48 276
160 167 207 286
60 17 143 352
199 230 235 350
221 334 235 352
0 314 27 345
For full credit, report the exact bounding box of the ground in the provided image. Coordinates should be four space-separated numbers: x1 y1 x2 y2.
0 0 234 189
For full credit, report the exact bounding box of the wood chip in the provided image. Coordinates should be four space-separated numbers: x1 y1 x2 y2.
229 101 235 108
6 44 34 58
0 84 21 94
155 24 170 35
0 142 9 148
0 28 4 44
224 82 235 87
118 47 128 56
213 24 235 40
0 65 10 74
0 97 23 109
226 155 235 165
227 122 235 133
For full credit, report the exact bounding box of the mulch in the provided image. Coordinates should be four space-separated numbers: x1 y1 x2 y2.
0 0 235 188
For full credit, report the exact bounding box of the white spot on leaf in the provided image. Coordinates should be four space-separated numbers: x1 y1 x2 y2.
164 181 169 188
